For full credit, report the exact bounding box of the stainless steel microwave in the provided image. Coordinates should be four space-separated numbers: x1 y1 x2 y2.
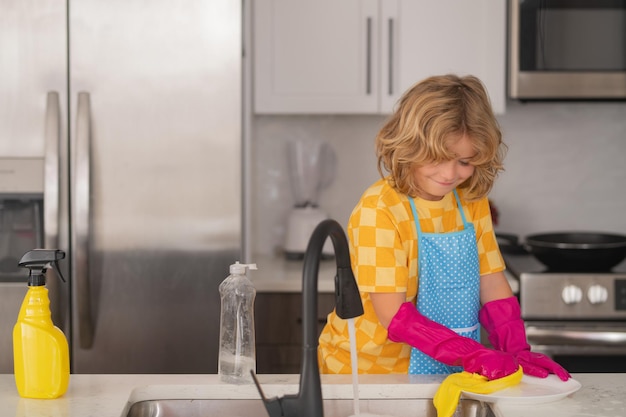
509 0 626 99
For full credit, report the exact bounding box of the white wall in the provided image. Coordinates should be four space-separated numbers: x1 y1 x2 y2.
492 101 626 237
250 101 626 256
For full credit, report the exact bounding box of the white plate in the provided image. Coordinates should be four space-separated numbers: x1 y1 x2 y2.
462 375 582 405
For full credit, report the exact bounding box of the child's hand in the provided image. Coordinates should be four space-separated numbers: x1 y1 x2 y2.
462 348 519 381
515 350 571 381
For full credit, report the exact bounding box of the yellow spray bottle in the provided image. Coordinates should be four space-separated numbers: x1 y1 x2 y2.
13 249 69 399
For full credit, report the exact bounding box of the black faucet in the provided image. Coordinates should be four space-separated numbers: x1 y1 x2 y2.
252 219 364 417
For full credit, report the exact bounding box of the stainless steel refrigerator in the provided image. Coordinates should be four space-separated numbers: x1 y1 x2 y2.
0 0 242 373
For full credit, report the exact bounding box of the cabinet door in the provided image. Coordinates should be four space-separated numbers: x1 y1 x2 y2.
380 0 506 114
254 0 379 114
255 292 336 374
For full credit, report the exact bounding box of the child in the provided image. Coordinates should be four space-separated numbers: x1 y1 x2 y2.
318 74 569 381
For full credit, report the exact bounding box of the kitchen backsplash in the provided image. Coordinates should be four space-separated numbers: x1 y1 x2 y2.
250 101 626 256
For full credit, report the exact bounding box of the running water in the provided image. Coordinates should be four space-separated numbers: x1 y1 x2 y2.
347 318 360 415
346 318 396 417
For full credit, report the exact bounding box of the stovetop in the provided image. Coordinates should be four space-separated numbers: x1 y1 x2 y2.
502 252 626 280
502 253 626 319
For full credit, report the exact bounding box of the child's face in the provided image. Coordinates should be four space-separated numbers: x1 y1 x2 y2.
412 134 476 201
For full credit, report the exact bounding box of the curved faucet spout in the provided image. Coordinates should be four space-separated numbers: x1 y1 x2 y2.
252 219 364 417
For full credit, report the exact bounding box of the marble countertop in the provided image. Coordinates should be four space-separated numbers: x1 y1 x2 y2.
250 253 519 294
249 253 337 292
0 373 624 417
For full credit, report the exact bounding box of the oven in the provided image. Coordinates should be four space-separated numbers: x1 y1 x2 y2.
520 272 626 373
498 229 626 373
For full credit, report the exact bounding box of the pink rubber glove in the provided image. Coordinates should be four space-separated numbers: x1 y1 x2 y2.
387 302 519 380
479 296 570 381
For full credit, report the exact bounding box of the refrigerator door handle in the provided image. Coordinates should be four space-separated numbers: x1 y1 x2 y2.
44 92 60 250
44 91 63 327
73 92 94 349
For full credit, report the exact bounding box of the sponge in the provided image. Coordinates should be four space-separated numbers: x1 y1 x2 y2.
433 367 523 417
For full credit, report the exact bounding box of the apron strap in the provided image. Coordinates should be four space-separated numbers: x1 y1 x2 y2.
408 198 423 273
409 197 421 233
452 189 470 229
451 323 480 334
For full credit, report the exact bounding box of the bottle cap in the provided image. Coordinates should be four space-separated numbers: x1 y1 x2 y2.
229 261 258 275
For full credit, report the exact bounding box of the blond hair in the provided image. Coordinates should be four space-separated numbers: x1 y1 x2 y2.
376 74 506 200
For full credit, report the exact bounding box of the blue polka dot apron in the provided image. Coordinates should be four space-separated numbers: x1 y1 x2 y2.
408 189 481 375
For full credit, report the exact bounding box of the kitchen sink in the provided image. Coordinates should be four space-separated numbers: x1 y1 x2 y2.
120 374 497 417
122 397 495 417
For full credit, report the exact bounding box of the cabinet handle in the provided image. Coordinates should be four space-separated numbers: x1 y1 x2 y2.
297 318 327 326
366 17 372 95
388 18 394 96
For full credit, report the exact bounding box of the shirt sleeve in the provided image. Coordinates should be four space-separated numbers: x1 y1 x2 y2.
347 192 411 294
469 197 506 275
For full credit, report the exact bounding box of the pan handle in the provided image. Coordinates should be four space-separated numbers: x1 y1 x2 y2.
496 233 527 255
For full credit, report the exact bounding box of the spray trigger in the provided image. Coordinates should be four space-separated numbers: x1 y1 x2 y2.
18 249 66 283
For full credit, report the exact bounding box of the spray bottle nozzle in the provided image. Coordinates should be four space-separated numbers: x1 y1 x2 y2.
18 249 66 285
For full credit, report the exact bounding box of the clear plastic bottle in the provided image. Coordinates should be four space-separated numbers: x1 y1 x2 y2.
218 261 257 384
13 249 69 399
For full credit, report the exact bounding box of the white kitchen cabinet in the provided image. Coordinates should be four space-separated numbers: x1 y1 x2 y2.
253 0 379 114
381 0 506 114
253 0 505 115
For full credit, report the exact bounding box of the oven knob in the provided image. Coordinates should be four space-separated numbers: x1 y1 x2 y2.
561 285 583 305
587 284 609 305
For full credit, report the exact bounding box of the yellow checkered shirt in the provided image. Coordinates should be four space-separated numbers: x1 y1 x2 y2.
318 178 505 374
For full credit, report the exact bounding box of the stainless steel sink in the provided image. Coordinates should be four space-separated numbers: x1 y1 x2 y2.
123 397 495 417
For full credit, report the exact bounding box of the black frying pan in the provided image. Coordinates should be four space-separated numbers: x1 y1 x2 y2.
498 232 626 272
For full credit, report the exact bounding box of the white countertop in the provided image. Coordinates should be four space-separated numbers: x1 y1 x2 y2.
250 254 520 295
0 373 624 417
250 253 337 292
